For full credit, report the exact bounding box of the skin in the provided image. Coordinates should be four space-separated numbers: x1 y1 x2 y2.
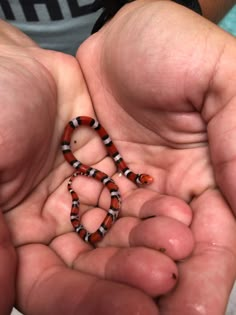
0 1 236 314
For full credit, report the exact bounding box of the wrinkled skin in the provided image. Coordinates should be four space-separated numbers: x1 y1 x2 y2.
0 1 236 314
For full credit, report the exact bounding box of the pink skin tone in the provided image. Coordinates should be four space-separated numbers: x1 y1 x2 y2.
0 1 236 314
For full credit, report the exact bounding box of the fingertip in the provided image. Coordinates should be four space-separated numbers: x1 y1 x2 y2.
130 217 194 261
141 195 193 226
106 247 178 297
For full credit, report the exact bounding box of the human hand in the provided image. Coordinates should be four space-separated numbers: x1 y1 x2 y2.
76 1 236 314
0 18 193 314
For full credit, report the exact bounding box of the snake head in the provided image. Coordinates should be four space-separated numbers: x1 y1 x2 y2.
138 174 153 185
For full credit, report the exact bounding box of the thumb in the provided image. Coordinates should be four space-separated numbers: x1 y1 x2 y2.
202 32 236 215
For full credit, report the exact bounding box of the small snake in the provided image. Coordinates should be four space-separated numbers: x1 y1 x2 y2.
61 116 153 245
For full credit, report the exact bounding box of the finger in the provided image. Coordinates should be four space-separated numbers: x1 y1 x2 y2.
99 188 194 259
73 247 178 297
102 216 194 261
130 217 194 260
207 98 236 216
0 211 17 314
16 244 159 315
158 189 236 314
96 170 192 226
51 175 193 259
121 189 193 225
50 233 178 297
201 33 236 216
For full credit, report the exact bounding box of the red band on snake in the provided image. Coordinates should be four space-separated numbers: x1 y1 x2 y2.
61 116 153 245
